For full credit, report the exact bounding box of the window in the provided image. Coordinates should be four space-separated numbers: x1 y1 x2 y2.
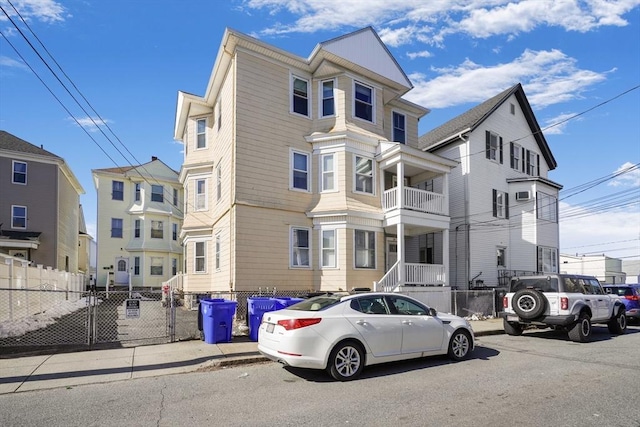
537 247 558 273
291 227 310 267
321 154 335 192
291 150 310 191
354 156 374 194
151 185 164 202
527 150 539 176
321 80 334 117
12 161 27 184
354 81 373 122
492 189 509 219
292 76 309 116
196 118 206 149
133 257 140 275
11 205 26 229
111 218 123 238
134 219 141 238
510 142 521 171
352 296 388 314
215 234 221 270
387 295 429 316
112 180 124 200
392 112 406 144
216 98 222 131
497 247 506 268
195 241 206 273
537 192 558 222
510 103 515 115
355 229 375 269
173 188 178 206
172 223 178 241
485 131 502 162
216 163 222 201
321 229 336 268
134 183 141 201
150 257 163 276
151 220 163 239
195 179 207 210
172 258 178 276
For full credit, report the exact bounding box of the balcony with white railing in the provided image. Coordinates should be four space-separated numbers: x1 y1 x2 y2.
382 187 447 216
374 262 446 293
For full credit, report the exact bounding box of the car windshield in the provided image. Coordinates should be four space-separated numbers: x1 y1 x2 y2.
510 278 559 292
287 295 342 311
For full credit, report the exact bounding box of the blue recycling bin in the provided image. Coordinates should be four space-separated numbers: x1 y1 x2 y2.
200 298 237 344
247 297 279 342
274 297 304 309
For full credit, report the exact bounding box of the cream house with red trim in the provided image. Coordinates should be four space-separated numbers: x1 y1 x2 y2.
173 27 457 294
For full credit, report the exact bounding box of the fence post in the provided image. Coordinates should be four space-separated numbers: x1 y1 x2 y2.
492 288 497 317
5 258 13 321
453 290 458 316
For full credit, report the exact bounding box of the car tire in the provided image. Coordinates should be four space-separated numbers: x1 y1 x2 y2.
503 318 523 336
568 313 591 343
607 308 627 335
448 329 472 361
512 289 546 320
327 341 364 381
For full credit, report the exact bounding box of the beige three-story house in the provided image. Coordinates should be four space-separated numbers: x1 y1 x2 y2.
174 27 457 294
92 157 183 288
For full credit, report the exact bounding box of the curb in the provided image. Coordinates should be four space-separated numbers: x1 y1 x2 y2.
474 330 505 337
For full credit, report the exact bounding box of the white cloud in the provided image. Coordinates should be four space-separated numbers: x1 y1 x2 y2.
609 162 640 187
406 50 433 60
245 0 640 43
559 200 640 259
70 116 112 132
0 55 27 70
0 0 67 24
404 49 608 109
542 112 581 135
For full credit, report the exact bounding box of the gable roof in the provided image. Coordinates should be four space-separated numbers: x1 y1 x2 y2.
0 130 61 159
418 83 557 170
316 26 412 90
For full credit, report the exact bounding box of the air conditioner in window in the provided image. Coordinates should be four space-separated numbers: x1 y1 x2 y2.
516 191 531 201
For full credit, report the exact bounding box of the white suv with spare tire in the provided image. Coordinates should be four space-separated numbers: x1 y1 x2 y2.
501 274 627 342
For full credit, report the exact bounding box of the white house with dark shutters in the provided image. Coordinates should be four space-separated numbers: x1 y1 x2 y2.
419 84 562 289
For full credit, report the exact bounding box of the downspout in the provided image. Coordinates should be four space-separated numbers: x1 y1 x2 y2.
459 132 471 290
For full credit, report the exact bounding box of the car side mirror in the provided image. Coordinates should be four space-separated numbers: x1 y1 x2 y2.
429 307 437 316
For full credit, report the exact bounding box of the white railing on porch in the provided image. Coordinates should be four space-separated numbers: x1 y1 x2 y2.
374 262 446 293
382 187 447 216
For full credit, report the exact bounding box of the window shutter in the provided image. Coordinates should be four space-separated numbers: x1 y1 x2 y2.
505 192 509 219
521 147 525 172
492 189 497 217
485 131 491 159
536 154 540 177
526 150 531 175
499 137 503 164
510 142 514 168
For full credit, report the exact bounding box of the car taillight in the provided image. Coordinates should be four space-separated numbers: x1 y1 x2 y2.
503 296 508 308
625 295 639 301
561 297 568 310
277 318 322 330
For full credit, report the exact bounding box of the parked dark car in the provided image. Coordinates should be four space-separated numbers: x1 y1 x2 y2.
603 284 640 323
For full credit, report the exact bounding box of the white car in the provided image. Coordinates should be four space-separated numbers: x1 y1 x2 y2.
257 292 474 381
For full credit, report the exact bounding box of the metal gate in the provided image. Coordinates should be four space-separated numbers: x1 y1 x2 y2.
0 287 173 353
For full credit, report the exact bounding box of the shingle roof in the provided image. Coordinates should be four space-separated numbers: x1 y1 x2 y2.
418 83 557 170
0 130 62 159
418 84 520 150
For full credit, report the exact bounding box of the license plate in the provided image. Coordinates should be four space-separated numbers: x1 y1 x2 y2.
266 323 275 333
507 316 518 322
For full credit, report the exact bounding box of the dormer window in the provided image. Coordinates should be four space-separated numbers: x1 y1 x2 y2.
196 118 207 149
354 81 373 122
321 80 335 117
392 112 406 144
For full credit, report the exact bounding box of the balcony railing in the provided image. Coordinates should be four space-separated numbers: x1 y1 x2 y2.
382 187 447 216
374 262 446 292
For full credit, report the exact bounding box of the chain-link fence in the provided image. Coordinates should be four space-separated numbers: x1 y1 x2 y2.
1 286 506 355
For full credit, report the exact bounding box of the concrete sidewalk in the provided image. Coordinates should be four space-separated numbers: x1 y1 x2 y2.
0 318 504 394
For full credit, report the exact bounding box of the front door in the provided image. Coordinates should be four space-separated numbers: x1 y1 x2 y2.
386 237 397 271
114 257 129 284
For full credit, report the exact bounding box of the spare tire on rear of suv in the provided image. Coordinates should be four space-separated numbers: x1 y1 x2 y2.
512 289 546 320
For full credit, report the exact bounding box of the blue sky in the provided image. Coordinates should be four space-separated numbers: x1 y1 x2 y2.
1 0 639 261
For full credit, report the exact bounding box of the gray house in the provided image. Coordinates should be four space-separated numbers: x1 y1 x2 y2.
0 130 84 272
